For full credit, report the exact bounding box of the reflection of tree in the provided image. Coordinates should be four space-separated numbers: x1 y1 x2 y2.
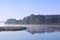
26 25 60 34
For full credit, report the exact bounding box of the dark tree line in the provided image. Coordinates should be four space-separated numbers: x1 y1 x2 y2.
5 14 60 24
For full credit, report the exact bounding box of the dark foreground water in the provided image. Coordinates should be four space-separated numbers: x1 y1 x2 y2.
0 23 60 40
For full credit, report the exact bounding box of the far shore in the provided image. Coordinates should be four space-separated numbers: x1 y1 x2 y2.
4 24 60 25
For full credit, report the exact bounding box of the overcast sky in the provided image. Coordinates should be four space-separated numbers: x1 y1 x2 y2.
0 0 60 21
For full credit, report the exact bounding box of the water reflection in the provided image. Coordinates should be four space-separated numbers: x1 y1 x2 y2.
26 25 60 34
0 24 60 40
0 23 60 34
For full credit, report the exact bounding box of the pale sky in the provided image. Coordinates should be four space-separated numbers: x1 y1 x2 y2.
0 0 60 21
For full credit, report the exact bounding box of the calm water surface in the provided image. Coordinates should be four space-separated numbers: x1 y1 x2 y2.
0 23 60 40
0 31 60 40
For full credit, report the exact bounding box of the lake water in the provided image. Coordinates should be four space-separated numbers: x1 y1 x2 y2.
0 23 60 40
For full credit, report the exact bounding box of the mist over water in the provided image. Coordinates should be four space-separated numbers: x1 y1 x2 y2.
0 23 60 40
